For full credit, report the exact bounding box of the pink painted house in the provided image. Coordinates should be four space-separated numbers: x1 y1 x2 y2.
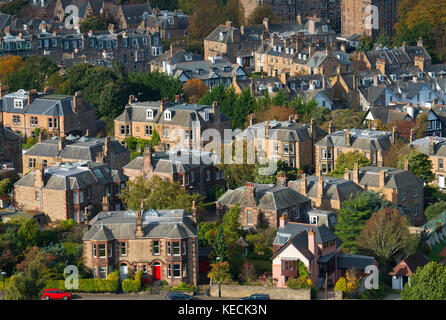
272 214 377 288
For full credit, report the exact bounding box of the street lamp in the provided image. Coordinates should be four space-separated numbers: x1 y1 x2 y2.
0 271 6 300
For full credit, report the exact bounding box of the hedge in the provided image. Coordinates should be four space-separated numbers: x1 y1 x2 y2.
122 270 142 293
45 279 119 293
0 278 10 290
170 282 196 293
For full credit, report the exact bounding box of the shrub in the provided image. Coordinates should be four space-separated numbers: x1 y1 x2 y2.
286 277 312 289
106 270 120 282
122 270 142 293
170 282 196 292
334 277 348 293
56 219 76 232
45 278 119 293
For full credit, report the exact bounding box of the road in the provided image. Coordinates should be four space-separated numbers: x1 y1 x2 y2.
73 293 236 300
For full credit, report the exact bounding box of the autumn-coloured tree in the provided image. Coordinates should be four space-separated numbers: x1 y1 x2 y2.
186 0 222 39
0 55 23 82
207 261 232 284
247 4 277 25
357 208 416 267
254 104 295 123
183 79 208 103
383 139 410 168
387 119 416 141
222 0 245 26
330 151 371 177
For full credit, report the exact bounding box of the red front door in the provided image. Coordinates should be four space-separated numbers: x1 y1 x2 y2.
152 265 161 280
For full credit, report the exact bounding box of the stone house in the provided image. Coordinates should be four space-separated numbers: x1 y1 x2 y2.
389 253 429 290
123 148 225 197
144 9 189 40
0 89 97 139
288 173 363 211
0 124 22 175
14 162 127 223
22 135 130 173
216 179 311 229
236 118 327 171
315 127 395 173
113 97 231 152
82 206 198 286
344 164 425 225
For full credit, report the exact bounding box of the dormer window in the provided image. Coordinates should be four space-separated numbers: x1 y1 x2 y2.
322 25 328 32
146 108 154 119
164 110 172 120
219 32 224 41
204 111 209 121
14 99 23 108
303 54 307 60
224 66 231 72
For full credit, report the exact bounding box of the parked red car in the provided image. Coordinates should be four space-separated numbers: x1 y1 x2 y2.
42 289 72 300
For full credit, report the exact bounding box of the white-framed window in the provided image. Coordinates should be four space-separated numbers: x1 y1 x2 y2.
182 241 187 255
167 264 171 278
164 110 172 120
401 191 406 201
93 244 97 257
146 108 154 119
120 242 126 256
143 265 147 273
167 241 171 255
153 241 160 255
310 215 318 225
173 264 181 278
172 242 180 256
14 99 23 108
98 244 106 258
134 265 138 272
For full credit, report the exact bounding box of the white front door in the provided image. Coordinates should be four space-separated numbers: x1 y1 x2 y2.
120 264 128 280
439 175 445 188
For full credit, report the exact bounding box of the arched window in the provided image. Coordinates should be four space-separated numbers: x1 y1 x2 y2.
164 110 172 120
146 108 154 119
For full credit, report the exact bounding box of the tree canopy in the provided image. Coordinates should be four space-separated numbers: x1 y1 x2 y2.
330 152 371 177
335 191 390 254
398 150 434 183
401 262 446 300
247 4 277 25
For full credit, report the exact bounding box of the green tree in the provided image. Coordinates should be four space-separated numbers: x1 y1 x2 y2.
0 177 18 195
401 262 446 300
5 247 49 300
17 219 39 250
374 32 392 49
424 201 446 221
43 243 68 278
79 15 109 32
198 222 219 247
5 55 57 91
336 191 389 254
398 150 434 183
330 152 371 177
271 89 288 107
120 175 203 212
358 35 373 51
213 227 228 261
221 204 242 244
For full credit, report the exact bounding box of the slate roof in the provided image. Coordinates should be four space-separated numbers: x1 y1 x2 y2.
218 183 310 211
365 45 431 71
273 222 338 246
24 136 129 163
114 100 230 125
172 57 245 82
271 230 314 261
123 149 218 173
289 175 363 202
410 136 446 156
145 11 188 30
349 166 423 189
364 106 410 124
316 129 393 152
240 120 327 142
15 162 120 190
82 208 197 240
337 254 376 271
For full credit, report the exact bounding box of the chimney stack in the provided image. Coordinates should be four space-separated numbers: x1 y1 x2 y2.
279 213 288 228
417 37 423 47
317 174 324 199
345 129 351 147
27 89 37 106
102 196 110 211
135 200 144 238
429 137 435 155
83 207 90 228
58 135 65 151
379 169 386 187
276 172 287 187
265 121 270 138
300 173 307 196
73 91 83 113
410 128 416 143
404 159 409 171
328 121 335 134
392 126 398 144
308 228 316 255
244 182 256 206
34 163 44 188
160 98 169 113
191 200 197 224
143 146 153 176
352 163 359 184
0 85 8 98
344 167 350 181
310 119 317 141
